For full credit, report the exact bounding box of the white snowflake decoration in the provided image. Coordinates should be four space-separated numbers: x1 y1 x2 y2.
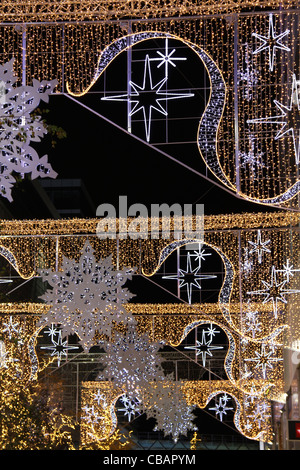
0 58 58 201
38 240 135 351
99 325 164 399
144 379 197 443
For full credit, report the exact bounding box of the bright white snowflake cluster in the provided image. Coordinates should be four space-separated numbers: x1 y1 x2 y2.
0 58 58 201
98 325 165 400
143 379 197 442
38 240 135 351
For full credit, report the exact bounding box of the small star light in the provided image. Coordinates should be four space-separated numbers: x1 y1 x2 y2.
276 258 300 283
2 315 20 340
209 394 234 422
248 265 300 319
248 401 271 430
150 38 187 77
163 253 216 304
189 243 212 269
248 230 271 264
184 328 223 368
252 14 291 72
244 342 283 379
247 74 300 165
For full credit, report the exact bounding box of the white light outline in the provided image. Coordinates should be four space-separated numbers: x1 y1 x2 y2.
101 53 194 142
252 14 291 72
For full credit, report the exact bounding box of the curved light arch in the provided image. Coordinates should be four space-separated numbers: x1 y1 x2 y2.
67 31 234 191
66 30 299 209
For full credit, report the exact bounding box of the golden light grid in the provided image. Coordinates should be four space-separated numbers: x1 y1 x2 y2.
0 0 298 23
81 378 275 444
0 212 297 235
0 304 285 444
1 12 298 207
0 214 297 344
0 303 286 396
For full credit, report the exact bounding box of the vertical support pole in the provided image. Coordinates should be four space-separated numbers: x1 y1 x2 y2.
55 236 59 271
233 14 240 193
177 247 180 299
76 362 79 422
127 21 132 134
22 24 27 87
62 23 65 94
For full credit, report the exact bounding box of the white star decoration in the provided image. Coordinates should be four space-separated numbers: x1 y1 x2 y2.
150 37 187 76
163 253 216 304
248 73 300 165
102 52 194 142
244 343 283 379
247 265 300 318
40 330 79 367
248 230 271 264
276 259 300 283
184 329 223 367
252 14 290 72
209 394 233 422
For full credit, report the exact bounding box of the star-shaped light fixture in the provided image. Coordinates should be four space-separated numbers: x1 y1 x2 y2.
248 74 300 164
247 265 300 318
102 54 194 142
184 329 223 367
163 253 216 304
40 330 79 366
248 229 271 264
252 14 290 72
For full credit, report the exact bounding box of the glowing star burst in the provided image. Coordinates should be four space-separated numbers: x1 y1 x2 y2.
248 74 300 165
184 329 223 368
248 230 271 264
247 265 300 318
101 54 193 142
244 343 283 379
118 395 141 422
209 394 234 422
276 258 300 283
38 240 135 352
252 14 290 72
163 253 216 304
40 330 79 367
150 38 187 76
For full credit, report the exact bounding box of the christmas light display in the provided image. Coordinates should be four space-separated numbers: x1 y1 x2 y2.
0 59 57 201
0 0 299 449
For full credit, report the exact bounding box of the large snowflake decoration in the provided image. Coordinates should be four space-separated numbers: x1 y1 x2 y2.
143 379 197 442
38 240 135 351
98 325 164 400
0 58 58 201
